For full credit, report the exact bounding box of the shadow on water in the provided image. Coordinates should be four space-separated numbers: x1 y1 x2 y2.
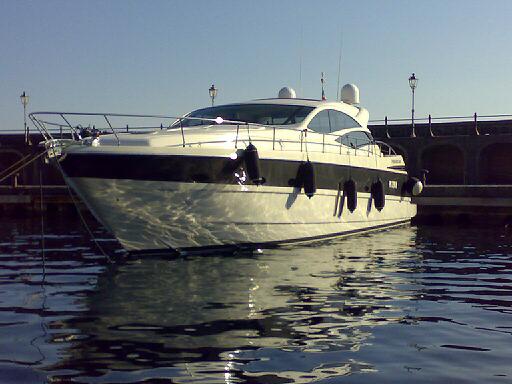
0 217 511 383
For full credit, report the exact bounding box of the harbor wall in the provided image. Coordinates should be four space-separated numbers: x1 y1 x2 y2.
2 118 512 225
368 119 512 185
368 118 512 226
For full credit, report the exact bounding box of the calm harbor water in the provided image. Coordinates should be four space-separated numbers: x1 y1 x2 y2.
1 216 511 383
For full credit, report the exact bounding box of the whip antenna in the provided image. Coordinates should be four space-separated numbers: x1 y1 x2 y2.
321 72 326 100
299 25 303 96
336 32 343 100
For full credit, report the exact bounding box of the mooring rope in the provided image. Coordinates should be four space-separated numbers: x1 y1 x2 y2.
0 152 34 181
63 180 115 264
39 162 46 282
0 148 51 184
303 129 310 161
6 140 117 263
47 146 114 263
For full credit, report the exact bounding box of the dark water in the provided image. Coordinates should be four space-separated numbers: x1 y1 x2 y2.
1 216 511 383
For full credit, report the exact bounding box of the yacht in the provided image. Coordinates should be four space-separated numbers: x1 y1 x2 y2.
31 85 422 253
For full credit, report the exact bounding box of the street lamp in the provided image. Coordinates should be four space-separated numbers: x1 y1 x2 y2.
408 73 418 137
209 84 217 107
20 91 30 145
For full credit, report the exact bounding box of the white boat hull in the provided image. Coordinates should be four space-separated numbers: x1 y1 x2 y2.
67 177 416 252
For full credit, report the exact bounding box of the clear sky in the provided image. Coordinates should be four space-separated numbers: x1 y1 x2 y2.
1 0 511 130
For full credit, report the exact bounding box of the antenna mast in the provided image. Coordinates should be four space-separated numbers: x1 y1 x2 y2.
321 72 326 100
336 33 343 100
299 25 303 96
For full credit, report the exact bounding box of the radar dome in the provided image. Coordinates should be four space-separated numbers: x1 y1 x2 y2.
278 87 297 99
340 84 359 105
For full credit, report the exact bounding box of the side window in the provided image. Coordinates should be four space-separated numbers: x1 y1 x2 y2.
307 110 331 133
341 131 373 148
329 110 361 131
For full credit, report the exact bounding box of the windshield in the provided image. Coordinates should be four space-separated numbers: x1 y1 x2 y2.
173 104 314 127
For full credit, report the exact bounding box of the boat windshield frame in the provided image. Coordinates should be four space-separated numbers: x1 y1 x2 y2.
172 103 315 128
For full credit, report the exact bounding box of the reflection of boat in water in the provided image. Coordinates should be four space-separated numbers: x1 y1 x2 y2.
51 228 418 383
31 85 422 253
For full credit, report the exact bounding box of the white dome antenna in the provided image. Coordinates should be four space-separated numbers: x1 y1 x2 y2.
340 83 359 105
278 87 297 99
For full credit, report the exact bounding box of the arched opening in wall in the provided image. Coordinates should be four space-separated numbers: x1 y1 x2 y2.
0 151 25 186
387 144 411 172
420 145 464 185
479 143 512 184
390 144 407 161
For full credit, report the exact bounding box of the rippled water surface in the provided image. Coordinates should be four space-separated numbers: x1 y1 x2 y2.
1 216 511 383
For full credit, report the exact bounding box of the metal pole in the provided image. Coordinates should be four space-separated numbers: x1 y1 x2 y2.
24 103 30 145
180 120 185 147
411 88 416 138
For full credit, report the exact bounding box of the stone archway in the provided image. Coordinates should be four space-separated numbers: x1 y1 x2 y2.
479 143 512 184
389 144 407 162
420 144 465 185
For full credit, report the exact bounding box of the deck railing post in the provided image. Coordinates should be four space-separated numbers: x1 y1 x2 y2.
428 114 434 136
272 127 275 150
385 116 390 138
103 115 120 146
322 133 325 153
474 112 479 135
235 124 239 149
180 120 185 147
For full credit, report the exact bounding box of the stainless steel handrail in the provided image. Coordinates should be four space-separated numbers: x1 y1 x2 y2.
29 111 395 158
374 140 397 156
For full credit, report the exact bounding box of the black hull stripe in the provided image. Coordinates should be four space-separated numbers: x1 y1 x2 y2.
128 219 411 255
61 153 408 196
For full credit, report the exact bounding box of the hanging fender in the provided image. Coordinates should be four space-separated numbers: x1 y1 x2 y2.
291 161 315 198
371 179 385 211
402 177 423 196
343 179 357 212
301 160 316 198
244 143 264 185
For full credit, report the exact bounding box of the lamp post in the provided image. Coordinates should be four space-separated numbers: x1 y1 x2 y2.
20 91 30 145
209 84 217 107
408 73 418 138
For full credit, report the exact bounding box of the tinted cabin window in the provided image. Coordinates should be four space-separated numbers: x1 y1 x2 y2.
307 110 331 133
328 110 361 131
308 109 361 133
174 104 314 127
340 131 373 148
